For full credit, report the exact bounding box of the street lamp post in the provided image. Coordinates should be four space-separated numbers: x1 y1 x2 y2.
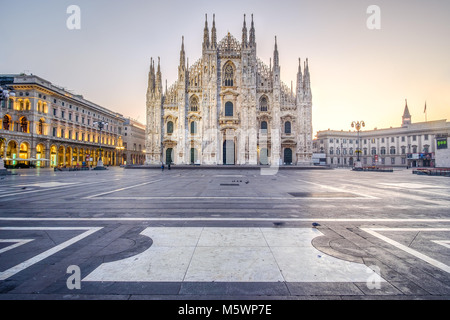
351 120 365 168
93 121 108 170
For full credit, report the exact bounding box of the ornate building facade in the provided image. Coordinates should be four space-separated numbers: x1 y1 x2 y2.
146 15 313 166
0 74 125 168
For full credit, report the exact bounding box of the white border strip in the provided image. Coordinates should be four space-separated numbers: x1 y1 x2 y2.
361 227 450 274
1 217 450 222
0 227 102 280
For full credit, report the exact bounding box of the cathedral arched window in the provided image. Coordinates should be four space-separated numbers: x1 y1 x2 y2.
225 102 234 117
260 121 268 134
260 97 268 112
190 96 199 112
285 121 291 134
167 121 174 134
190 121 197 134
223 63 234 87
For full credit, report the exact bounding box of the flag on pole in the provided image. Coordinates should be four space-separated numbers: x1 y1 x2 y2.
424 101 427 122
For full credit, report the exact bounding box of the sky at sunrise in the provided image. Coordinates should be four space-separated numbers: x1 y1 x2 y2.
1 0 449 137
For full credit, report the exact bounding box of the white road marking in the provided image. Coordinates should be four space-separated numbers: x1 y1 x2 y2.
1 217 450 222
432 240 450 249
0 180 117 199
15 182 77 188
83 196 375 200
296 179 378 199
83 180 162 199
83 227 384 283
361 227 450 274
0 227 102 280
0 239 34 254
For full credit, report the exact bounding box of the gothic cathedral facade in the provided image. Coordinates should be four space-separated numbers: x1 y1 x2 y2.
145 15 313 166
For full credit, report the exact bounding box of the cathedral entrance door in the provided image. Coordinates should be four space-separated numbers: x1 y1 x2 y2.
166 148 173 165
260 148 268 165
284 148 293 165
223 140 235 165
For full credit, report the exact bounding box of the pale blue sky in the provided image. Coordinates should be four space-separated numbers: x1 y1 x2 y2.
1 0 449 135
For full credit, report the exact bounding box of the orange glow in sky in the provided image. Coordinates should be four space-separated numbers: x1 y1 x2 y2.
1 0 449 136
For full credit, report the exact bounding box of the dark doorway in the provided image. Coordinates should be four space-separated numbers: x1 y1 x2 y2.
284 148 292 165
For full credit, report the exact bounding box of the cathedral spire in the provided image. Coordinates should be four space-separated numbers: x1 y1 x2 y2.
296 58 303 95
242 14 248 48
203 14 210 50
249 14 256 48
156 56 162 94
211 14 217 49
303 58 311 100
179 36 185 69
273 36 279 68
148 57 155 94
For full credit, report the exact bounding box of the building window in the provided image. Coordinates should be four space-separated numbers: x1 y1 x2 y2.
412 145 417 153
412 135 417 141
167 121 174 134
371 147 376 155
380 147 386 155
285 121 291 134
190 121 197 134
424 134 429 140
330 147 334 155
225 101 233 117
20 117 28 133
190 96 199 112
402 136 405 142
261 121 268 133
390 147 396 155
402 158 406 165
52 127 57 137
223 63 234 87
38 120 44 135
391 157 395 165
391 137 395 143
260 96 268 112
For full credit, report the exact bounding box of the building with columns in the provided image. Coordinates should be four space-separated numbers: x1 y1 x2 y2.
0 74 125 168
313 101 450 168
146 14 313 166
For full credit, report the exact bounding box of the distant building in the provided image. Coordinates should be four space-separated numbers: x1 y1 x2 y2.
122 118 146 165
313 101 450 168
0 74 125 168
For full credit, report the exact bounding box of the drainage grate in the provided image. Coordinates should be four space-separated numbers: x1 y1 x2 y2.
220 183 240 186
288 192 359 198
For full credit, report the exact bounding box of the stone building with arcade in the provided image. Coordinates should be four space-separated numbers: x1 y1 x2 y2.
0 74 125 168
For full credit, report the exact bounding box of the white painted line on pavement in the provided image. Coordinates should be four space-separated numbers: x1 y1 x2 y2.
296 179 378 199
0 180 119 199
432 240 450 249
0 239 34 254
1 217 450 222
0 227 102 280
361 227 450 274
83 180 162 199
